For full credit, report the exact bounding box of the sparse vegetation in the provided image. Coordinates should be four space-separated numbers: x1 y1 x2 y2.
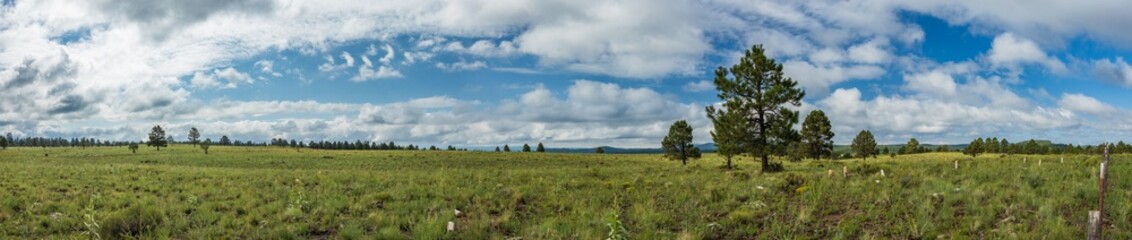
0 146 1129 238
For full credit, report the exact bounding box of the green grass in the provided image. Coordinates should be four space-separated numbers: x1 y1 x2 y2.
0 145 1128 239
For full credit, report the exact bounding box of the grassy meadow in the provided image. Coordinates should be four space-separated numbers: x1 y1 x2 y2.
0 145 1129 239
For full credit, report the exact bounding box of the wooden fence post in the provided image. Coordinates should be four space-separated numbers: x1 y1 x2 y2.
1088 211 1100 240
1087 144 1111 240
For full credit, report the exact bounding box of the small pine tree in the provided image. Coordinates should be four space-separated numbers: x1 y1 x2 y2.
200 138 211 154
536 142 545 153
522 144 531 152
147 125 168 151
850 130 876 160
495 146 501 152
595 147 605 154
503 145 511 152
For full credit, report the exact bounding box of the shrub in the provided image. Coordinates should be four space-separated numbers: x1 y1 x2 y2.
779 173 807 193
763 162 785 173
99 205 164 238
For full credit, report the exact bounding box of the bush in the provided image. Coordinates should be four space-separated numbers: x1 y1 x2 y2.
99 205 164 238
763 162 785 173
779 173 807 193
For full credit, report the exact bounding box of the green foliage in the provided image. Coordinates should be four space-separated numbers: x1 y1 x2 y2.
965 138 983 157
146 125 167 151
710 44 805 172
522 144 532 152
800 110 834 160
706 104 746 169
188 127 200 146
99 204 164 239
537 143 545 153
200 138 211 154
661 120 694 165
504 144 511 152
786 141 805 162
128 143 138 154
904 138 920 154
763 161 785 172
595 147 605 154
0 135 7 150
851 130 877 160
690 146 702 159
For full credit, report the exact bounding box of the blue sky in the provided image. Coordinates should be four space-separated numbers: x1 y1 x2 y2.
2 0 1131 147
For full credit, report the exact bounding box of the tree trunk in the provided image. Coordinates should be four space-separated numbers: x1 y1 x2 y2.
726 156 732 169
758 110 769 172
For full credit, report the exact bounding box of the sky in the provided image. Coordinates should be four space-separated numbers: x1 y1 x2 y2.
2 0 1132 148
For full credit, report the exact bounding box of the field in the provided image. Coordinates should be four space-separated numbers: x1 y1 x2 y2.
0 145 1129 239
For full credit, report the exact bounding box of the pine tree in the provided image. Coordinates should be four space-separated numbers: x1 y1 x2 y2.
850 130 876 160
147 125 168 151
536 143 545 153
188 127 200 146
661 120 695 165
709 44 805 172
799 110 834 160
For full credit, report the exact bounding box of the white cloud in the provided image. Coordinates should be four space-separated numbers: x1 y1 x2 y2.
379 44 395 64
847 38 892 64
683 80 714 92
903 71 957 98
340 51 355 67
189 67 253 89
1058 93 1116 116
819 88 1077 143
436 60 487 71
254 59 282 77
782 61 885 96
986 33 1067 73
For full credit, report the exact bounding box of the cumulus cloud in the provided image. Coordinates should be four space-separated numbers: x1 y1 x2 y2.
819 88 1077 143
683 80 714 92
1058 93 1116 116
986 33 1067 73
189 67 253 89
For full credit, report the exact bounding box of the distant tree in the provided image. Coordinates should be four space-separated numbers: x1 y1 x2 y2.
690 146 703 159
905 138 920 154
200 138 212 154
219 135 231 145
188 127 200 146
595 146 605 154
662 120 695 165
536 143 545 152
710 44 805 172
522 144 531 152
147 125 168 151
165 136 175 145
850 130 877 160
786 141 806 162
881 148 889 155
128 142 138 154
987 137 999 154
503 145 511 152
800 110 835 160
495 146 501 152
706 104 746 169
964 138 983 157
999 138 1009 154
0 135 8 150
